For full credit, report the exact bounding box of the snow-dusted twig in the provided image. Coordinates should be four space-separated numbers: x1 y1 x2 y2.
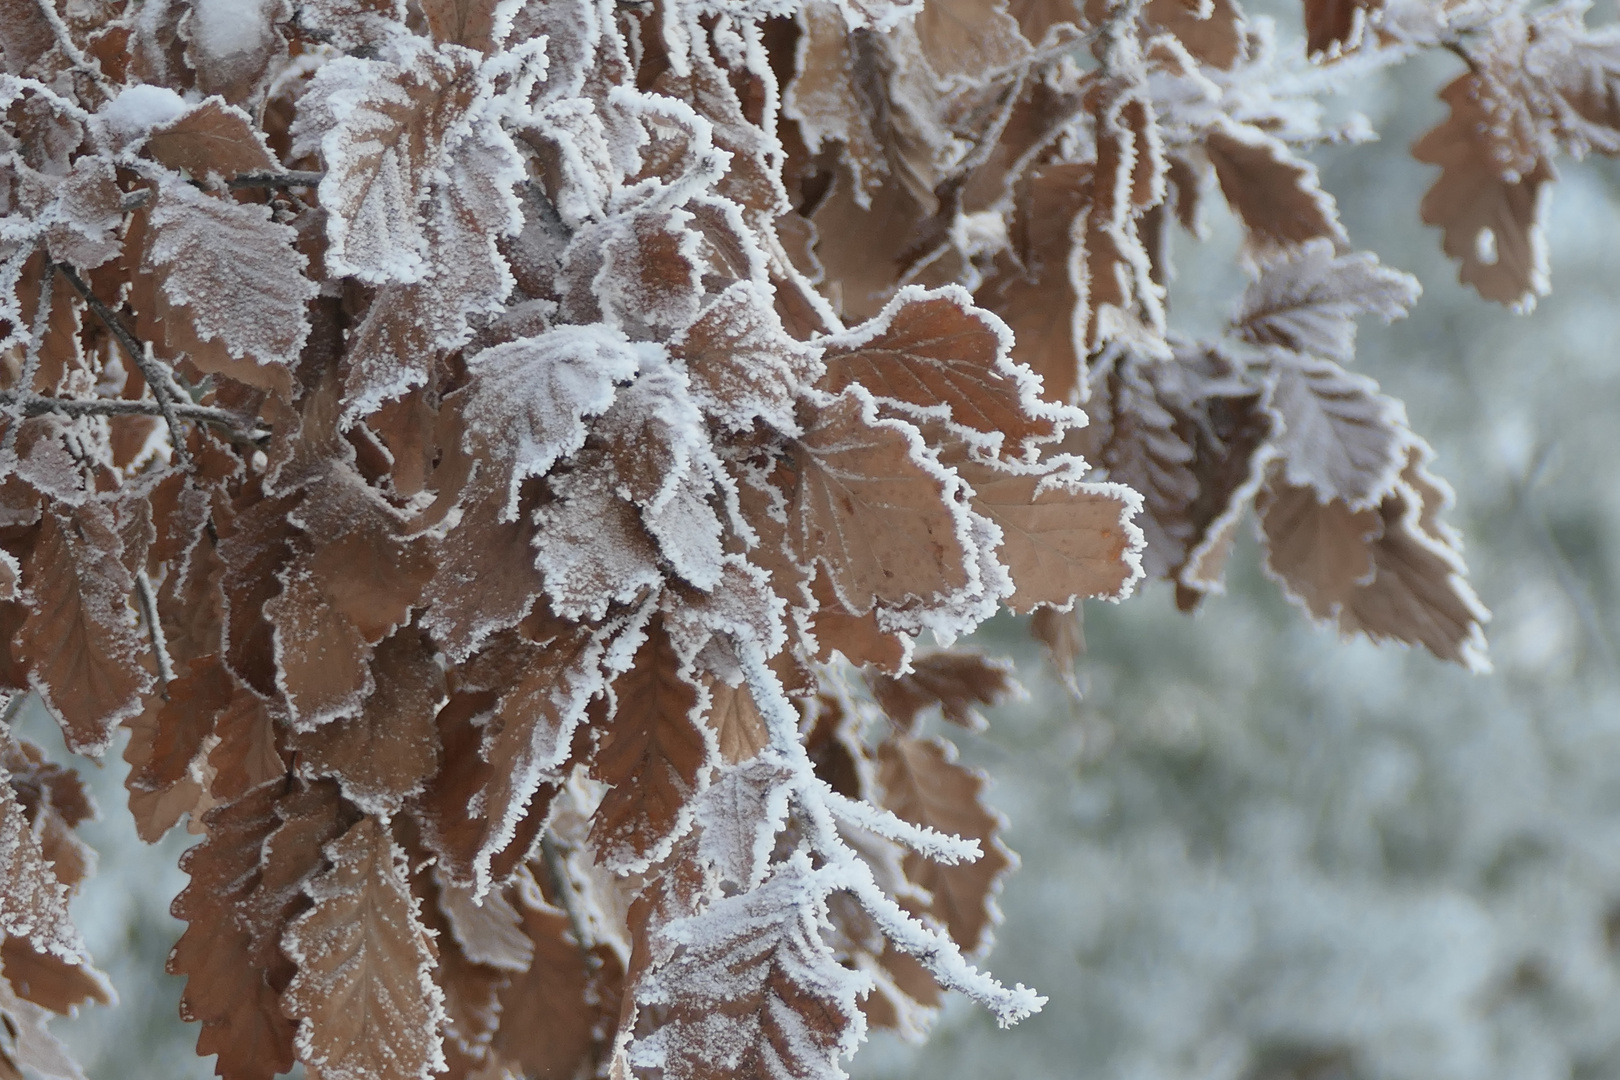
56 263 195 469
134 571 175 694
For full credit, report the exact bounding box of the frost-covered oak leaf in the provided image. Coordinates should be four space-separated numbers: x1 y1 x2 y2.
145 179 316 396
819 288 1058 456
954 457 1143 613
786 390 974 615
15 503 152 754
1235 240 1420 366
589 616 713 873
282 815 448 1080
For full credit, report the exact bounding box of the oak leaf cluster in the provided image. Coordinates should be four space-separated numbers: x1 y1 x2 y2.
0 0 1607 1074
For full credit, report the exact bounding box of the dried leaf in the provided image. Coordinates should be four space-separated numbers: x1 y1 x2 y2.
1268 355 1409 509
868 650 1018 732
292 629 445 814
820 289 1056 454
787 390 972 614
170 783 299 1080
1412 71 1553 309
628 854 865 1080
145 178 314 395
15 503 151 754
283 815 448 1080
146 98 277 181
1234 240 1420 365
876 733 1010 957
955 456 1141 612
1204 120 1346 255
589 617 711 872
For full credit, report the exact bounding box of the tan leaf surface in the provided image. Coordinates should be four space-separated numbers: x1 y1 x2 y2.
787 390 971 614
876 733 1010 957
238 781 355 982
170 784 298 1080
283 815 447 1080
292 629 445 815
1302 0 1380 55
705 679 770 765
492 881 622 1079
1412 72 1553 309
0 938 112 1015
820 290 1056 453
868 650 1019 732
589 617 710 872
1260 474 1489 670
146 98 277 181
16 503 150 754
956 457 1140 611
1204 120 1346 255
976 163 1090 406
422 0 504 50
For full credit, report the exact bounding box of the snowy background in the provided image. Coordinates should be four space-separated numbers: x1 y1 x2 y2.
26 24 1620 1080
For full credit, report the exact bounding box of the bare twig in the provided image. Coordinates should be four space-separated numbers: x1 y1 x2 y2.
0 391 251 431
539 832 597 952
55 263 195 470
134 571 175 694
227 170 325 191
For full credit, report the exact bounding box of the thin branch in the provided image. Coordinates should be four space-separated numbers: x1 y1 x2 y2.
135 571 175 694
226 170 325 191
0 391 253 432
539 832 597 953
55 263 195 470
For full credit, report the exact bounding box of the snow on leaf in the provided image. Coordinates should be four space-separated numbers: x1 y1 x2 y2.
169 783 299 1080
671 281 822 434
145 97 277 181
787 389 975 616
1412 70 1553 310
458 326 645 521
282 815 448 1080
145 178 315 395
875 733 1011 959
955 456 1142 612
695 756 794 893
531 452 667 622
628 854 868 1080
1268 354 1410 509
0 770 84 963
589 615 713 873
820 287 1059 456
317 42 489 283
1204 119 1347 256
1526 9 1620 160
419 618 608 888
296 0 407 52
15 503 151 754
1234 240 1420 365
291 628 445 815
